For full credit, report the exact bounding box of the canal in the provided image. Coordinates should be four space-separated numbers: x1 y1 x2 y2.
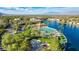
48 21 79 51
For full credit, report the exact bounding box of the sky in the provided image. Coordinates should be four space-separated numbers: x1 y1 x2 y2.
0 7 79 15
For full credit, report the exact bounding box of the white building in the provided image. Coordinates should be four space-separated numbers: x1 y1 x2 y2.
30 18 41 22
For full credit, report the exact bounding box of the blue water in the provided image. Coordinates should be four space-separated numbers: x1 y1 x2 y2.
48 21 79 51
39 27 55 33
42 20 49 25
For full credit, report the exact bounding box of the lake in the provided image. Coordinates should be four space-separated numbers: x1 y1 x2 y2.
48 21 79 51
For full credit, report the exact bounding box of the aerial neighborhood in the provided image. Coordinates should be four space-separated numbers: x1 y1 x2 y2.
0 16 68 51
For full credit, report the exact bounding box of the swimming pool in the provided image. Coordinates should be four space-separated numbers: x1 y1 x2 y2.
39 27 57 33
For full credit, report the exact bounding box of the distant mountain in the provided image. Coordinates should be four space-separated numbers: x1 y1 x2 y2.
0 12 6 16
0 12 79 16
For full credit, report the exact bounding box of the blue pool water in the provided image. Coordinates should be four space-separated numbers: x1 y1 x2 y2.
39 27 56 33
48 21 79 51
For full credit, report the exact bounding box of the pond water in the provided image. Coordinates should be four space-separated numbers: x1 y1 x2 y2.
48 21 79 51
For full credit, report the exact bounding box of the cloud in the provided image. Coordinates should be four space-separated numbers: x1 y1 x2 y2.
0 7 79 15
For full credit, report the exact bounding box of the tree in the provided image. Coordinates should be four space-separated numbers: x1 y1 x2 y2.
2 33 31 51
2 33 13 50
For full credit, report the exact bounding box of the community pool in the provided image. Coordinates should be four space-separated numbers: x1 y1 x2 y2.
39 27 57 33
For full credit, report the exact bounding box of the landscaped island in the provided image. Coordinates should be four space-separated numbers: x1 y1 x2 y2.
0 16 68 51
